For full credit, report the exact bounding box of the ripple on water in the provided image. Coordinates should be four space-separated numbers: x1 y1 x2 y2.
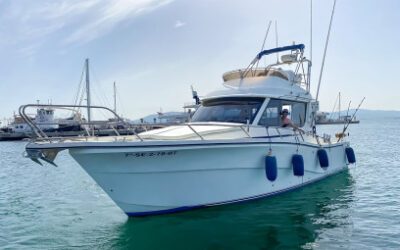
2 119 400 249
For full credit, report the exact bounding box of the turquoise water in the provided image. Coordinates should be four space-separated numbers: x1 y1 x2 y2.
1 117 400 249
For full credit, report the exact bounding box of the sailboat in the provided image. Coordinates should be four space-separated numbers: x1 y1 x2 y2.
316 92 360 125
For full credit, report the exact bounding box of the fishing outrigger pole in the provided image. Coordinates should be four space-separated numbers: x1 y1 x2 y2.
336 97 365 142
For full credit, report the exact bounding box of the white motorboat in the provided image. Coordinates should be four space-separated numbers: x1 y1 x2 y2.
24 44 356 217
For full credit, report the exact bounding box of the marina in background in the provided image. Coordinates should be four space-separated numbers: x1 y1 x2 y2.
315 92 360 125
0 59 198 141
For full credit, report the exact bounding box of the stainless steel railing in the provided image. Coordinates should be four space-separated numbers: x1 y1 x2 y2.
20 105 305 144
19 104 144 142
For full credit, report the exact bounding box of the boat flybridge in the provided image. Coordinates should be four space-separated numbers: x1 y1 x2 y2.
23 44 356 217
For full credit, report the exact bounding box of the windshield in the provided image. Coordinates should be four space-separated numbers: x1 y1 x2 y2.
191 97 264 124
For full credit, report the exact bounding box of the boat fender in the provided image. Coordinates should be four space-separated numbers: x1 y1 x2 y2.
345 147 356 164
292 154 304 176
265 155 277 181
317 149 329 168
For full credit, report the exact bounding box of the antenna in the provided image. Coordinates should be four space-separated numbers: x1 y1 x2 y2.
113 81 117 114
275 20 279 63
338 91 341 119
310 0 313 63
260 20 272 52
191 85 200 105
316 0 337 101
85 58 91 123
255 20 272 69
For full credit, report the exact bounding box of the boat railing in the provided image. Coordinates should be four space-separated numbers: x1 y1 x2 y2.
20 105 297 143
265 58 312 91
180 123 307 142
19 104 144 142
27 122 252 143
240 44 312 92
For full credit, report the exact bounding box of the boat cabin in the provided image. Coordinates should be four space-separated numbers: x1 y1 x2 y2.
191 44 314 130
191 97 309 129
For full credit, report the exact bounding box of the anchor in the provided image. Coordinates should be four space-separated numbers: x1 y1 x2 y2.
24 148 61 167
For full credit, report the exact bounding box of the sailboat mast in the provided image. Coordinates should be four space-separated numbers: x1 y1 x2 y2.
113 81 117 114
338 92 341 118
310 0 313 63
85 58 91 123
275 20 279 63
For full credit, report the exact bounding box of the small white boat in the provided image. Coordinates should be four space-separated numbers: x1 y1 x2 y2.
24 44 356 217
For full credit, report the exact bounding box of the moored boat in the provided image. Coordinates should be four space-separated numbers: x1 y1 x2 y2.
24 44 356 216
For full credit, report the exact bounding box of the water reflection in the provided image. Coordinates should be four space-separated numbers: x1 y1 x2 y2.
110 171 355 249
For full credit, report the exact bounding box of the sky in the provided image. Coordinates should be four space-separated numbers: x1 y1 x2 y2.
0 0 399 120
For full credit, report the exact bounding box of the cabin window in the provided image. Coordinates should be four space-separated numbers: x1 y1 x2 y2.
258 99 281 126
191 97 264 124
258 99 307 127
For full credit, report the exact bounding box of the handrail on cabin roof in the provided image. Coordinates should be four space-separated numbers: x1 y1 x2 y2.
256 44 305 60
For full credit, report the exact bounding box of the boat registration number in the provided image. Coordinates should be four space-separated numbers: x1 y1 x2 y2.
125 151 177 158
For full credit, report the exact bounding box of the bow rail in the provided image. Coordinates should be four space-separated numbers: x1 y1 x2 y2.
19 104 144 141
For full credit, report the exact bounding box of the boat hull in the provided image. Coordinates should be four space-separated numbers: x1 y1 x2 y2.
69 141 350 216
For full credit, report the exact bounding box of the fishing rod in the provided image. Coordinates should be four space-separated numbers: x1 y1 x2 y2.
337 97 365 142
341 100 351 134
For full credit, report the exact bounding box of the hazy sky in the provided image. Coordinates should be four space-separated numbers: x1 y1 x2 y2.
0 0 399 120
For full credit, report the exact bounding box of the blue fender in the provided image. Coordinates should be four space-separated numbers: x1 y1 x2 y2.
345 147 356 164
317 149 329 168
292 154 304 176
265 155 277 181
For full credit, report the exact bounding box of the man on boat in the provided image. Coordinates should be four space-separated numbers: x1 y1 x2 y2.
280 109 304 133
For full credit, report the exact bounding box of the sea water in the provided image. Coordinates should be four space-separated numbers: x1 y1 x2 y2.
1 117 400 249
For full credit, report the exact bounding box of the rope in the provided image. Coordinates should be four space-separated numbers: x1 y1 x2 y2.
266 127 272 154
